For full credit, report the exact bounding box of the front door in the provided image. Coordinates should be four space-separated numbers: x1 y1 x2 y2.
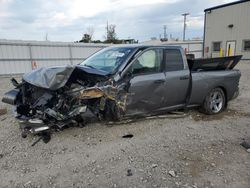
125 48 167 115
226 41 236 56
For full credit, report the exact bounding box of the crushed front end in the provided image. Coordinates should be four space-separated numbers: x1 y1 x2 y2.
2 66 127 138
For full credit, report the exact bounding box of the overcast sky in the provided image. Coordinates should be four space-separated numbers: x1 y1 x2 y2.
0 0 236 42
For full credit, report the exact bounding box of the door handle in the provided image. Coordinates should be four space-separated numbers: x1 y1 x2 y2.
154 79 166 84
180 75 189 80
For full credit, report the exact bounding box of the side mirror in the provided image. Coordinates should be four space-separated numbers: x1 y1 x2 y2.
124 68 133 79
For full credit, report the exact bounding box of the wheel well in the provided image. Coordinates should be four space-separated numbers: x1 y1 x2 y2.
218 86 228 107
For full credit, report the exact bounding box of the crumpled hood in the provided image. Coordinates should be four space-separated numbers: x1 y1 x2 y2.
23 65 109 90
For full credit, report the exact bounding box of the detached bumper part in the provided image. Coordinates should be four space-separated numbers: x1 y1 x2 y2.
19 118 49 134
29 119 50 133
2 89 19 105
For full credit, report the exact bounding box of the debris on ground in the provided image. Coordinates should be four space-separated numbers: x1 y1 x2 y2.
211 163 216 167
168 170 176 177
122 134 134 138
127 169 133 176
151 164 158 168
1 117 7 121
0 108 7 116
240 140 250 149
31 133 51 146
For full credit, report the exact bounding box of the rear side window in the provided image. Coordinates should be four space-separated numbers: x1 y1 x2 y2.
165 49 184 71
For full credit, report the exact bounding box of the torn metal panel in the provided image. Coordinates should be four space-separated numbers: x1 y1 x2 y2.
23 66 75 90
79 87 116 100
23 65 109 90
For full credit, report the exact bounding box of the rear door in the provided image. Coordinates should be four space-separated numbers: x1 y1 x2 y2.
163 49 190 107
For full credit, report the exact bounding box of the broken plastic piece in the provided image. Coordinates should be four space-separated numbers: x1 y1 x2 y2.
127 169 133 176
31 133 51 146
0 108 7 116
122 134 134 138
240 140 250 150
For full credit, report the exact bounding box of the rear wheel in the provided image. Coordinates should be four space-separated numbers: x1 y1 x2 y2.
201 88 226 115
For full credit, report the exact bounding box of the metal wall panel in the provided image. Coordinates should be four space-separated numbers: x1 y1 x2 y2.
0 60 31 74
31 46 70 59
0 40 109 75
35 60 71 68
71 46 102 59
0 45 30 59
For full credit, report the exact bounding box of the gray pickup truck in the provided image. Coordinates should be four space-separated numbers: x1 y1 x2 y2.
2 45 241 136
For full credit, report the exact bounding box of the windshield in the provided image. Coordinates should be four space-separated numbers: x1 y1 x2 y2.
80 47 134 73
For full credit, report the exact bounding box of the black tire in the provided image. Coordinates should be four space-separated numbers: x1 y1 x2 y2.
201 88 226 115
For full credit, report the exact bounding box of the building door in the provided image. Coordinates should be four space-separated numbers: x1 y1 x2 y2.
226 41 236 56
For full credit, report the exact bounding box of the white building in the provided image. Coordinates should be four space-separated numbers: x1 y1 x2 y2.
203 0 250 60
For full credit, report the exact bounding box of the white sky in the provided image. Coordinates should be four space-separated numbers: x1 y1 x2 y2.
0 0 236 42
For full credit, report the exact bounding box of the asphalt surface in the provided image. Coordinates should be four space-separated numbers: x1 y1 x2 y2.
0 62 249 188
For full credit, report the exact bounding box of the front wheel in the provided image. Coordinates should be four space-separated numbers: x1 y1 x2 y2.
201 88 226 115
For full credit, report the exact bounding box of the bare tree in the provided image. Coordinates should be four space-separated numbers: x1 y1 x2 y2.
86 26 94 41
106 24 117 42
79 26 95 43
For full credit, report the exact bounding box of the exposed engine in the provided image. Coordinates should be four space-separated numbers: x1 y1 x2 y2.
2 66 127 138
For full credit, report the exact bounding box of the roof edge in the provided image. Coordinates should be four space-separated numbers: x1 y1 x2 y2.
204 0 250 12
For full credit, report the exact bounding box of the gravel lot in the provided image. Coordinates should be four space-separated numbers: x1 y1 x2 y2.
0 62 249 188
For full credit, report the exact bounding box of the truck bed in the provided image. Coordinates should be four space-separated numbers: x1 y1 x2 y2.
187 55 242 72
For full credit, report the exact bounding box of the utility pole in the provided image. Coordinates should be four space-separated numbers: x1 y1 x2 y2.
45 32 48 41
163 25 167 40
106 20 109 40
182 13 189 41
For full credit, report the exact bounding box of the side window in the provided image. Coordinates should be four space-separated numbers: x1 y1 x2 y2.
165 49 184 72
212 41 221 52
131 49 163 74
243 40 250 51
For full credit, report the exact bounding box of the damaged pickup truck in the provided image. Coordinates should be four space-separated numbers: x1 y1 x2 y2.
2 45 242 138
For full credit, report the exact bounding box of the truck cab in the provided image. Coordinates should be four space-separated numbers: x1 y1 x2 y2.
117 46 190 115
